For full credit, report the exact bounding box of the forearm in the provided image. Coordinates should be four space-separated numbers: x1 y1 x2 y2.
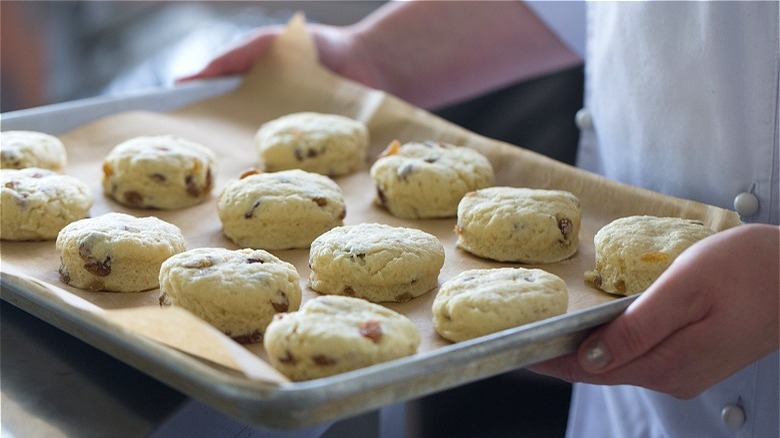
349 0 582 108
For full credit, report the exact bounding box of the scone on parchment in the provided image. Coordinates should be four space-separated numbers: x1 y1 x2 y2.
0 130 67 171
218 169 346 250
455 187 581 263
433 267 568 342
370 140 494 219
255 112 369 176
1 168 93 241
159 247 302 343
102 135 216 209
585 215 715 295
309 223 445 303
264 295 420 381
56 212 186 292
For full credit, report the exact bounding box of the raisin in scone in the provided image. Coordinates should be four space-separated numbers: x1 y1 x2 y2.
370 140 495 219
159 247 302 343
455 187 581 263
102 135 216 209
264 295 420 381
309 223 445 302
218 169 346 250
56 212 186 292
1 130 67 171
585 215 715 295
1 168 93 241
255 112 369 176
432 268 568 342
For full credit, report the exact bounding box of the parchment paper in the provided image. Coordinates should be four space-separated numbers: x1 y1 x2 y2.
1 14 742 385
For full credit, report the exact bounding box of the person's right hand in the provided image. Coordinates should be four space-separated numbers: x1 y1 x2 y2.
178 22 384 90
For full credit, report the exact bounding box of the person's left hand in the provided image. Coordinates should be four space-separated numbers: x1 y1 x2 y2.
529 223 779 399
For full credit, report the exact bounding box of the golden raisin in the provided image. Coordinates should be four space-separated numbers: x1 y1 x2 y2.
379 140 402 157
123 191 144 206
271 292 289 312
239 168 261 179
640 251 668 262
312 354 336 366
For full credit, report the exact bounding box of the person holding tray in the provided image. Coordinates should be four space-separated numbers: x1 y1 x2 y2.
184 1 779 437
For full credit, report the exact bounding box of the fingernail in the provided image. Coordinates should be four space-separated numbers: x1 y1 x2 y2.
582 338 612 369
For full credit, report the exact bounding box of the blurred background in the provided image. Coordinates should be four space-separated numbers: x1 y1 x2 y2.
1 2 583 437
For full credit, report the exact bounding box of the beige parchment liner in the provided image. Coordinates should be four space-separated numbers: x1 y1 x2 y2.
1 14 742 385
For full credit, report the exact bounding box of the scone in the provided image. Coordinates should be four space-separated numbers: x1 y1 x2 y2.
370 140 495 219
255 112 369 176
1 130 68 171
309 223 445 302
102 135 216 209
455 187 581 263
1 168 93 240
218 169 346 250
264 295 420 381
585 215 715 295
159 247 302 343
432 268 568 342
56 212 186 292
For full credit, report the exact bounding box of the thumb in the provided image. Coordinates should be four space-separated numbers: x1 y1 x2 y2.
178 29 282 82
576 270 706 373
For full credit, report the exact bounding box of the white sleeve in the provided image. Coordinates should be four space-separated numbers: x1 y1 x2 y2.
524 0 587 58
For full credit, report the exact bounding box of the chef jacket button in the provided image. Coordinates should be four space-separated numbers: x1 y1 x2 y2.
734 191 759 217
721 404 746 428
575 108 593 130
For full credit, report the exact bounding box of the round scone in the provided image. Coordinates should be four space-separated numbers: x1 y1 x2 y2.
1 130 67 171
255 112 369 176
56 212 186 292
433 268 568 342
585 215 715 296
370 140 495 219
1 168 93 241
218 169 346 250
102 135 216 209
309 223 445 302
159 247 302 343
455 187 581 263
264 295 420 381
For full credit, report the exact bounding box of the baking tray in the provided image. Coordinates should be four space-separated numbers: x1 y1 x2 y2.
0 81 634 429
0 18 741 429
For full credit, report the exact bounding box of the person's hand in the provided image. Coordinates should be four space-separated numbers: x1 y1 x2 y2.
530 223 779 399
178 23 384 90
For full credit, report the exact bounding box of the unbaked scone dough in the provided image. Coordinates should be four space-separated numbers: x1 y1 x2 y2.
159 247 302 343
309 223 445 302
432 267 568 342
1 168 93 241
455 187 581 263
102 135 216 209
1 130 67 171
370 140 494 219
56 212 186 292
255 112 369 176
264 295 420 381
218 169 346 250
585 215 715 295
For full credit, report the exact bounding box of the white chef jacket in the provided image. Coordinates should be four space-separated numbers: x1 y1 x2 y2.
526 1 779 437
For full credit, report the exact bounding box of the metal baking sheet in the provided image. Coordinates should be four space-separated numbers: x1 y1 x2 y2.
1 68 736 429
